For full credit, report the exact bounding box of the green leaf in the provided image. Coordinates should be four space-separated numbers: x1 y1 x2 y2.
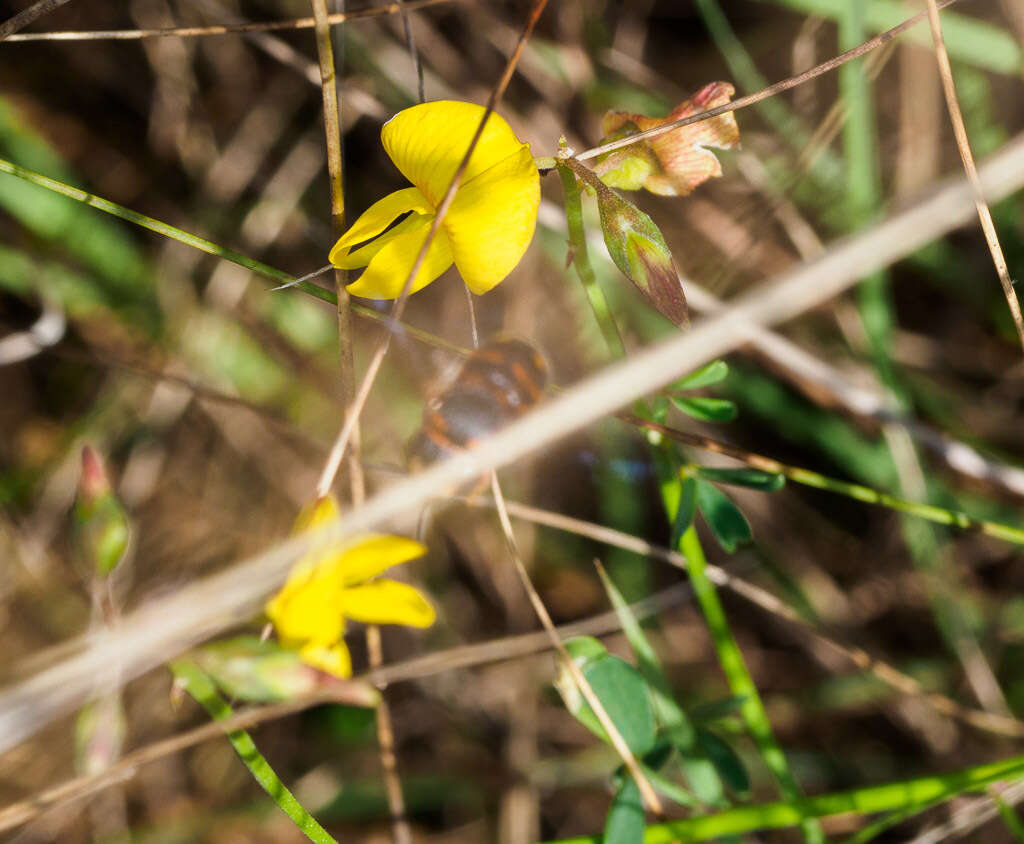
670 395 738 422
557 639 657 757
640 763 700 809
690 695 748 725
698 728 751 797
595 563 695 744
694 467 785 492
695 481 752 552
671 361 729 391
670 476 698 551
564 635 611 669
603 776 646 844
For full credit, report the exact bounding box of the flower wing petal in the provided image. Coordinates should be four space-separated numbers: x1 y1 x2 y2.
444 143 539 294
340 580 436 628
333 213 431 270
382 101 527 207
345 215 454 299
329 186 432 267
299 641 352 678
337 534 428 585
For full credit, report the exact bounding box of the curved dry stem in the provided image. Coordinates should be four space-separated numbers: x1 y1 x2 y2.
922 0 1024 350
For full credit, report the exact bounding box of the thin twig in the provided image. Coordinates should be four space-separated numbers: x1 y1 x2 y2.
574 0 961 162
487 475 663 814
4 135 1024 755
922 0 1024 349
314 0 549 498
0 0 72 40
0 0 456 41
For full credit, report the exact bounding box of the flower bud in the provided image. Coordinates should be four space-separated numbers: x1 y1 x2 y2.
191 636 380 705
74 446 129 575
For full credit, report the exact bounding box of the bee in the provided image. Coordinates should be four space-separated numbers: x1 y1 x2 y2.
408 336 549 467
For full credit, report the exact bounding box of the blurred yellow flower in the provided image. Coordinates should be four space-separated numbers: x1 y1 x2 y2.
265 496 435 678
329 100 540 299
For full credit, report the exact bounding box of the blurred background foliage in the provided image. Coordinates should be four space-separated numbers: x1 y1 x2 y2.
2 0 1024 841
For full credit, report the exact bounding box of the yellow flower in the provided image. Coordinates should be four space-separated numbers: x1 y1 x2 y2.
265 496 435 678
329 100 540 299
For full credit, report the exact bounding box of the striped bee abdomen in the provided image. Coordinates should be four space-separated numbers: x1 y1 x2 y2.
408 337 548 466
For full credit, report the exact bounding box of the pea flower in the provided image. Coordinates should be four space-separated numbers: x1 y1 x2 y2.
265 496 436 678
329 100 540 299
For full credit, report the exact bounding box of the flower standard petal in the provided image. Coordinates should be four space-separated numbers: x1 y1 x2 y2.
345 215 454 300
328 186 433 267
444 143 540 294
381 100 528 207
339 580 436 628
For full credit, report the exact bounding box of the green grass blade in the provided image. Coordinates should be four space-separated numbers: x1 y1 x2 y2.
679 526 824 843
171 660 339 844
0 155 336 306
542 753 1024 843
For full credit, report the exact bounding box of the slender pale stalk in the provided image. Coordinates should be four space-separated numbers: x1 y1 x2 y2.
309 3 405 840
922 0 1024 349
488 475 663 815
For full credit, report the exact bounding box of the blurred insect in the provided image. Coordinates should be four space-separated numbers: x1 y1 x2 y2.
408 336 549 467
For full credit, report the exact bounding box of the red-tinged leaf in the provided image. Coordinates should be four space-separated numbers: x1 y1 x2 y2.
596 82 741 197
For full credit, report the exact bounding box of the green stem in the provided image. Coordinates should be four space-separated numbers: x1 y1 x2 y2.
172 661 338 844
555 162 626 358
785 465 1024 544
680 526 824 844
543 752 1024 843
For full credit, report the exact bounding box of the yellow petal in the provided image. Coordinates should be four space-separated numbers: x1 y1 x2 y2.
382 101 528 208
444 143 539 294
333 213 431 270
346 214 454 299
265 573 346 644
329 186 433 267
337 534 428 586
340 580 436 628
299 640 353 678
